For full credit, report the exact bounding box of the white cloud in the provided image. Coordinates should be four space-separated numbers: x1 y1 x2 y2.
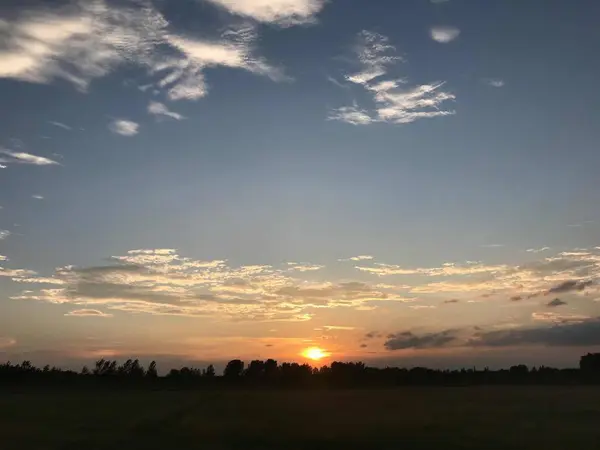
204 0 326 25
109 119 139 136
526 247 551 253
65 309 113 317
329 31 455 125
160 26 287 101
0 230 10 240
328 105 375 125
48 121 72 130
485 78 505 88
430 26 461 43
531 312 590 324
10 249 407 321
339 255 374 262
0 255 7 261
0 1 287 102
0 149 58 166
148 101 184 120
32 195 44 200
0 1 167 90
0 267 37 277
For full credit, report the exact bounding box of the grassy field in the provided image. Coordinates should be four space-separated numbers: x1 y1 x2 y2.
2 387 600 449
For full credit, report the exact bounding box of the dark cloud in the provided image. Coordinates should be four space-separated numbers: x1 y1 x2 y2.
547 280 593 294
510 295 522 302
364 331 381 339
443 299 459 304
384 330 457 350
360 344 368 348
547 298 567 308
472 318 600 347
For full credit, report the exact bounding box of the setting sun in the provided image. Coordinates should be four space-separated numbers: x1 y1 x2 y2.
302 347 329 361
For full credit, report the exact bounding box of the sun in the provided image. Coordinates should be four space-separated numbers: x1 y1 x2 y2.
302 347 329 361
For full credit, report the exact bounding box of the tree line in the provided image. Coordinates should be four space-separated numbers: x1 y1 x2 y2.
2 353 600 388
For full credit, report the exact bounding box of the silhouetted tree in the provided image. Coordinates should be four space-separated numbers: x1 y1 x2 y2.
224 359 244 379
204 364 216 378
146 361 158 378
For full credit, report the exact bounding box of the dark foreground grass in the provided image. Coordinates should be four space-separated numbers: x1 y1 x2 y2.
2 387 600 449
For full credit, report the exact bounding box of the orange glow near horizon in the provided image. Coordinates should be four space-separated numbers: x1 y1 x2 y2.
302 347 330 361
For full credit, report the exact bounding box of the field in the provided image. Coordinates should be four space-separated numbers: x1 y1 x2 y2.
2 387 600 449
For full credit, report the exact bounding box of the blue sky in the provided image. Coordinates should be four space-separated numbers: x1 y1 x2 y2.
1 0 600 369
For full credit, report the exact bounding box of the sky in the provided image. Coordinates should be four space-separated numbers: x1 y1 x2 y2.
1 0 600 371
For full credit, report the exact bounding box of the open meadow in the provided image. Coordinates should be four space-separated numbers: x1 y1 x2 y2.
2 387 600 449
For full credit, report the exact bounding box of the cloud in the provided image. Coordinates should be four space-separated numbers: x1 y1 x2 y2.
328 104 375 125
109 119 139 136
0 1 287 101
329 31 455 125
527 247 551 253
9 249 405 321
532 312 590 324
0 337 16 348
430 26 461 43
147 101 184 120
484 79 505 88
160 26 287 101
443 299 459 304
287 264 324 272
0 255 7 262
203 0 326 25
384 330 458 350
472 318 600 347
364 331 382 339
546 298 567 308
64 309 113 317
0 267 37 278
0 149 58 166
48 121 72 130
338 255 374 262
355 261 508 277
547 280 593 294
0 1 167 89
0 230 10 240
481 244 504 248
322 325 356 331
32 195 44 200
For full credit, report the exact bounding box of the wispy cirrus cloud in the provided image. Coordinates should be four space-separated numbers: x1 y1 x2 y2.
430 26 461 43
0 230 10 240
204 0 327 25
527 247 551 253
65 309 112 317
109 119 139 136
32 195 44 200
147 101 184 120
0 1 291 102
329 31 455 125
0 149 58 166
159 25 287 101
48 121 72 130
